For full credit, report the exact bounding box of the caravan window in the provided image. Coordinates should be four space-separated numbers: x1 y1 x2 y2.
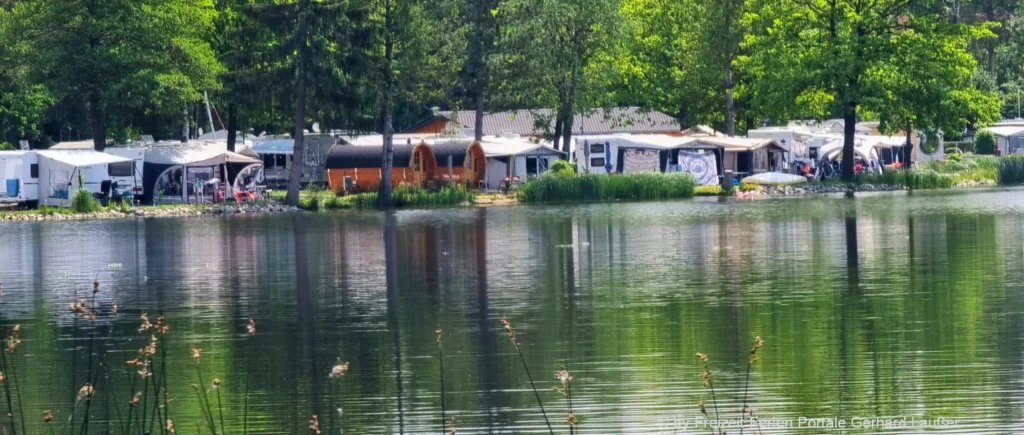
108 162 133 177
590 157 606 168
30 164 38 179
589 143 605 155
276 154 288 168
262 154 275 168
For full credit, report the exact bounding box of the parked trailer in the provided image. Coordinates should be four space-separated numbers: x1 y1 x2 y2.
0 151 40 207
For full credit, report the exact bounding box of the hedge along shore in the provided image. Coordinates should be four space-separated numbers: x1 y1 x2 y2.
0 203 300 222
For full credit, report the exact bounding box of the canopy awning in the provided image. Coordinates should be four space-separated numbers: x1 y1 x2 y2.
36 150 130 167
251 139 296 155
146 145 260 166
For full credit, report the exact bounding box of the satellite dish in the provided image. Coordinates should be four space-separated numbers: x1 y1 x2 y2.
311 122 321 133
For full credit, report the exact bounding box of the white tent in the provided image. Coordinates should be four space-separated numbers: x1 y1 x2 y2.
36 150 133 206
817 141 881 173
143 142 261 203
479 136 565 187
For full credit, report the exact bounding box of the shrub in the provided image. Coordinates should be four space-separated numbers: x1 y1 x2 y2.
947 152 963 163
518 172 697 203
999 155 1024 185
975 130 996 155
549 159 577 176
70 189 101 213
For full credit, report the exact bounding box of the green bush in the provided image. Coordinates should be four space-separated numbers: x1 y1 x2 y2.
975 130 996 155
518 172 697 203
70 189 101 213
999 155 1024 185
947 152 963 163
549 159 577 176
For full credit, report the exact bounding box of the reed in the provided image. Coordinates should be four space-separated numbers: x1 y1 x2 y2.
696 352 721 435
71 188 101 214
553 365 577 434
518 172 697 204
998 155 1024 185
191 349 220 435
499 317 554 435
328 359 350 435
244 318 256 435
437 329 447 435
738 337 764 435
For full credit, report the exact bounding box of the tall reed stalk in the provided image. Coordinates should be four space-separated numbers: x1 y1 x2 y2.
244 318 256 435
738 337 764 435
437 328 446 435
696 353 721 435
499 317 554 435
554 365 577 434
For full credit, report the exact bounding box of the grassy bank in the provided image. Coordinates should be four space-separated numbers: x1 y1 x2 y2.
998 155 1024 185
519 172 697 203
291 185 475 210
807 157 1000 190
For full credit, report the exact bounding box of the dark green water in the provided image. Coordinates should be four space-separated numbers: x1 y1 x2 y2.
2 189 1024 434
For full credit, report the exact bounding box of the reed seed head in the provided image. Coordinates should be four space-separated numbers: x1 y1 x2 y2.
92 280 100 294
43 409 53 423
212 378 222 388
329 361 350 378
247 318 256 337
191 348 202 361
166 419 175 433
696 352 709 363
309 414 321 434
0 372 5 382
139 312 153 333
112 301 118 315
446 416 457 434
77 383 95 401
565 412 578 426
698 400 707 416
436 328 442 344
129 391 142 407
499 316 516 342
700 370 712 388
155 316 169 334
750 336 764 355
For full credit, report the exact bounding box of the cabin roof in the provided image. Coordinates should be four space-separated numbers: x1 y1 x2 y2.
326 144 415 169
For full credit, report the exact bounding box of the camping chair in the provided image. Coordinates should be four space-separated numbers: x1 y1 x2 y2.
98 180 112 206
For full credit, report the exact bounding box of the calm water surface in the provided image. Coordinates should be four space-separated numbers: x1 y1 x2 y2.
2 189 1024 434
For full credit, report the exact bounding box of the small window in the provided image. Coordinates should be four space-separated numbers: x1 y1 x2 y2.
262 154 275 168
590 157 606 168
108 162 133 177
276 154 287 168
30 164 38 179
590 143 605 154
414 152 421 171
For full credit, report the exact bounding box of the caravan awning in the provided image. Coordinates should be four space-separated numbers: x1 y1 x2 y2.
146 145 260 166
36 150 130 166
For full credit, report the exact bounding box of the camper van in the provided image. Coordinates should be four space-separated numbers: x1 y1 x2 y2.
35 150 141 207
0 151 40 207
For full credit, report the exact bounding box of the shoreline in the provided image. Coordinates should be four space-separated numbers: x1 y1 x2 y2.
0 203 300 222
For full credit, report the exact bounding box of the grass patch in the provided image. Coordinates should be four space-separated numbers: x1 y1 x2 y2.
292 184 475 210
70 189 101 213
694 185 724 196
518 172 697 204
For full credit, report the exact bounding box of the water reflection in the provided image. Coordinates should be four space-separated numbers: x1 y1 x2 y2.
1 191 1024 433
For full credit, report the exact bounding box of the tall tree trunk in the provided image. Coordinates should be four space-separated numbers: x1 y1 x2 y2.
903 125 913 168
378 0 396 206
286 0 311 207
470 20 486 141
723 1 735 136
987 1 996 75
227 103 238 153
180 107 190 143
842 103 857 182
560 54 579 154
88 93 106 152
553 117 563 148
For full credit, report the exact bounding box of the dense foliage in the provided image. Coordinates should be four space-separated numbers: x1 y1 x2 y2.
998 155 1024 184
0 0 1018 189
975 130 997 155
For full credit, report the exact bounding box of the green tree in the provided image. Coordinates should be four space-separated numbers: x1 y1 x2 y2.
12 0 222 150
492 0 622 152
870 13 1001 163
243 0 377 206
462 0 502 140
0 6 49 147
741 0 1000 181
370 0 465 205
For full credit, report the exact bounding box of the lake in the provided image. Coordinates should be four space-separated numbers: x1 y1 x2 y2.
1 189 1024 434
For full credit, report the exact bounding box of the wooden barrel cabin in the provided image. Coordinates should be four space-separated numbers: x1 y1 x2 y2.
424 140 488 188
327 144 417 194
